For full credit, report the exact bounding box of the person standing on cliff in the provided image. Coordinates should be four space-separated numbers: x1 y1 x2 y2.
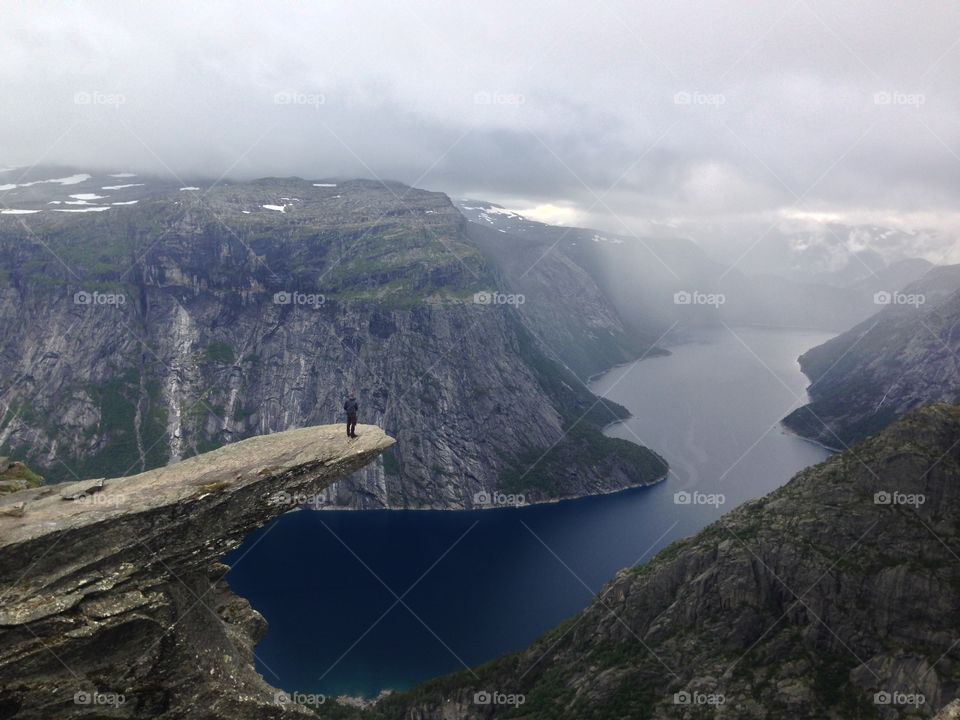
343 393 359 438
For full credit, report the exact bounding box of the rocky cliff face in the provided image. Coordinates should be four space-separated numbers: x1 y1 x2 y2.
0 171 666 508
463 219 659 377
784 265 960 448
375 405 960 719
0 423 393 719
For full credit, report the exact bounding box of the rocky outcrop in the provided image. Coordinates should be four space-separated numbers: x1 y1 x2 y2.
0 171 666 508
0 423 393 719
784 264 960 448
0 458 41 496
936 700 960 719
376 405 960 719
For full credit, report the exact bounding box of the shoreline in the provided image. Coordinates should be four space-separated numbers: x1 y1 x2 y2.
318 348 674 513
314 471 671 513
779 420 843 453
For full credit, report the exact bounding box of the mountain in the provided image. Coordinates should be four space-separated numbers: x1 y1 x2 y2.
455 200 936 334
375 404 960 719
0 169 666 507
784 264 960 448
456 199 726 336
463 221 658 377
0 423 392 720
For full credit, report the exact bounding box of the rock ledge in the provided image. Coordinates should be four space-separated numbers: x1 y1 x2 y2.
0 424 393 719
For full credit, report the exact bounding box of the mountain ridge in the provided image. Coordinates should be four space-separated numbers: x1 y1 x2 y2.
372 403 960 719
784 264 960 448
0 168 666 508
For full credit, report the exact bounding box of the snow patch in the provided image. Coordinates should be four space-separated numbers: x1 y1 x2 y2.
262 204 286 212
20 174 91 187
313 183 337 187
483 205 522 218
69 193 108 200
102 183 144 190
109 173 137 178
0 209 39 214
0 184 16 191
52 206 111 213
179 186 199 191
112 200 139 205
591 234 624 244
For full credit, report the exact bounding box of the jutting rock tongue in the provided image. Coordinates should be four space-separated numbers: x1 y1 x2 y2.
0 423 394 720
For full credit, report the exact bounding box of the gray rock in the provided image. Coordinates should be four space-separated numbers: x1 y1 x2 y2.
0 422 393 719
784 264 960 447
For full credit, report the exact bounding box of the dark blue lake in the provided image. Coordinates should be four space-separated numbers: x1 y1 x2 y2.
226 326 832 698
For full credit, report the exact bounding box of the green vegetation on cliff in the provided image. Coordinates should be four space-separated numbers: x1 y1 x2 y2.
0 456 42 495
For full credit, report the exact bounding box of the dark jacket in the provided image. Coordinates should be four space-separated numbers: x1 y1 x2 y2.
343 398 358 416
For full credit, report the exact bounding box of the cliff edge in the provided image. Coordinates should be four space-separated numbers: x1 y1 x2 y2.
0 424 394 719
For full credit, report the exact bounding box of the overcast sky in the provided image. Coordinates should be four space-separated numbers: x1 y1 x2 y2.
2 1 959 263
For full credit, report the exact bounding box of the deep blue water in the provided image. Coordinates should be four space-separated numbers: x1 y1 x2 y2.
226 326 832 698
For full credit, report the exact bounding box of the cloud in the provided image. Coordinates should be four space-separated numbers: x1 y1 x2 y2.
1 0 959 259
